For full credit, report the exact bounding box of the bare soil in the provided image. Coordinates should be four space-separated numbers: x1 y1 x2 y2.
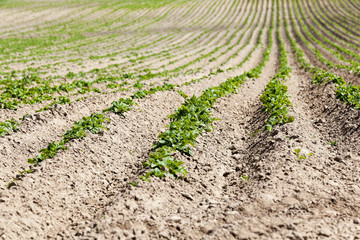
0 0 359 239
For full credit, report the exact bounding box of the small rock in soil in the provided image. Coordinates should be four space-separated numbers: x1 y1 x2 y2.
168 215 181 223
180 192 193 201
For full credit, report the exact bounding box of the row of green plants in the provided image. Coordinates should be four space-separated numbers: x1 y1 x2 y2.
167 0 258 71
309 0 360 41
0 0 189 63
291 0 354 72
0 6 268 139
3 0 239 71
0 63 170 112
337 0 360 23
144 0 262 74
176 0 268 93
0 119 19 136
0 1 256 111
0 70 133 110
171 0 257 73
294 0 360 75
100 0 234 65
183 0 268 85
7 81 179 186
0 0 183 75
8 27 274 183
119 0 241 70
324 0 358 28
228 0 269 70
303 0 360 56
65 1 243 71
260 0 293 132
221 0 264 67
137 0 193 30
312 69 360 109
287 1 339 71
141 5 275 181
0 74 176 137
89 0 230 70
170 0 258 73
0 72 159 136
94 0 249 75
137 0 252 73
333 0 360 26
304 0 360 52
285 0 360 110
209 0 260 66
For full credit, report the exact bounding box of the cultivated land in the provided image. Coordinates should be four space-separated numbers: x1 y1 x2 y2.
0 0 359 239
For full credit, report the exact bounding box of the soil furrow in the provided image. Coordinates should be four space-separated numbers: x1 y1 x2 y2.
51 1 280 238
1 0 359 239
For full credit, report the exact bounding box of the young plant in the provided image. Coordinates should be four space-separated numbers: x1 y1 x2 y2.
294 149 313 160
241 174 250 181
141 11 276 181
0 119 20 136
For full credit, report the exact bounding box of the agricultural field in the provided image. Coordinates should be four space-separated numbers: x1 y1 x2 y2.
0 0 359 238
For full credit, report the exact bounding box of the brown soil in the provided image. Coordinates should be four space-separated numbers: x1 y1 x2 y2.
1 0 359 239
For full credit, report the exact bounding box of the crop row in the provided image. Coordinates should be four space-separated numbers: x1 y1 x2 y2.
5 0 272 185
4 0 358 189
260 0 293 132
0 0 191 63
284 0 360 110
291 1 354 72
6 13 269 182
1 2 173 71
312 0 360 41
0 0 266 135
323 0 359 29
303 0 360 57
294 0 360 75
0 0 255 112
0 0 241 74
141 3 275 180
303 0 360 52
288 1 351 72
13 1 239 73
7 81 177 186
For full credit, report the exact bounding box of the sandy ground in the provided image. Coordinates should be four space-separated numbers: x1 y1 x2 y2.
0 0 360 239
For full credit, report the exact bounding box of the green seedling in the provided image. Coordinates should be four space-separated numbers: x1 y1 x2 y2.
295 149 313 160
249 129 260 137
260 5 294 132
8 81 183 185
104 98 135 116
241 174 250 181
129 182 139 187
177 90 188 99
0 119 20 136
141 12 276 181
285 0 360 111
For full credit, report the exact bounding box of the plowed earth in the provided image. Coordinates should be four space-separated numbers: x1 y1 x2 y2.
0 0 359 239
